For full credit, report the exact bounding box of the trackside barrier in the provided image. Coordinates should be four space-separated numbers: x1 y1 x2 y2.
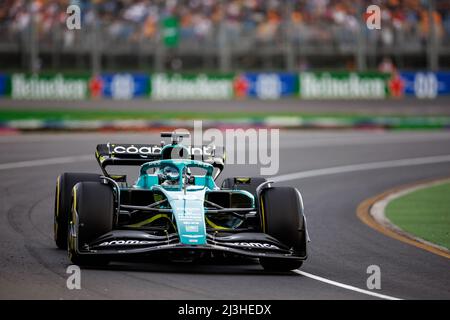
0 72 449 100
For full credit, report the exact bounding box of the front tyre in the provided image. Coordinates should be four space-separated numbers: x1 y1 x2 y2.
54 172 101 249
68 182 114 266
258 186 306 272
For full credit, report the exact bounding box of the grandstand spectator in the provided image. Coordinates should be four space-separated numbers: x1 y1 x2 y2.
378 56 396 73
0 0 449 55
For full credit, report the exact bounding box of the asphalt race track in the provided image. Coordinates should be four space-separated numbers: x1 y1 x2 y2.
0 130 449 299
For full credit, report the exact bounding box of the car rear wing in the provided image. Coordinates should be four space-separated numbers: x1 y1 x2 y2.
96 143 224 179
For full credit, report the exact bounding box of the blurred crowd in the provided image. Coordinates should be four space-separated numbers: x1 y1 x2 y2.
1 0 450 48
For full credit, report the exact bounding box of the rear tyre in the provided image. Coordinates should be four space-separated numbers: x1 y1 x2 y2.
221 177 267 198
54 172 101 249
68 182 114 266
258 187 306 272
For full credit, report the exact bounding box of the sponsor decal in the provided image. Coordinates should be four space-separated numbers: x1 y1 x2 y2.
11 73 88 100
151 73 234 100
224 242 279 249
235 73 297 99
169 188 208 246
98 240 156 246
89 76 103 98
101 73 149 100
113 145 162 155
233 75 250 98
400 71 450 98
0 74 8 97
189 146 216 156
299 72 388 99
112 145 215 157
413 73 438 99
111 74 134 99
388 73 405 98
185 225 201 232
255 74 283 100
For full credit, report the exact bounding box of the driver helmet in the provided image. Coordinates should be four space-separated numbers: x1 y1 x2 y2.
159 166 180 185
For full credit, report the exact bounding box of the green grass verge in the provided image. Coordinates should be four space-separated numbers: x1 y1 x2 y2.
0 109 372 121
0 110 449 130
385 182 450 250
0 109 450 121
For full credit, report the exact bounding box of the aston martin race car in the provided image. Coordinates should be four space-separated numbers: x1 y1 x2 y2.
54 132 309 271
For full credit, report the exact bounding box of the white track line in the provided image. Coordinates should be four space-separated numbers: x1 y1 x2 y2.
273 154 450 300
273 154 450 183
293 270 401 300
0 154 91 171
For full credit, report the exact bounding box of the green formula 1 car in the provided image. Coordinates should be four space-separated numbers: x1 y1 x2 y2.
54 132 309 271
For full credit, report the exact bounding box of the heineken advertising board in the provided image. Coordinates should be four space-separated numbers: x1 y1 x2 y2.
10 73 90 100
150 73 234 100
299 72 390 99
3 71 450 100
7 73 150 100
